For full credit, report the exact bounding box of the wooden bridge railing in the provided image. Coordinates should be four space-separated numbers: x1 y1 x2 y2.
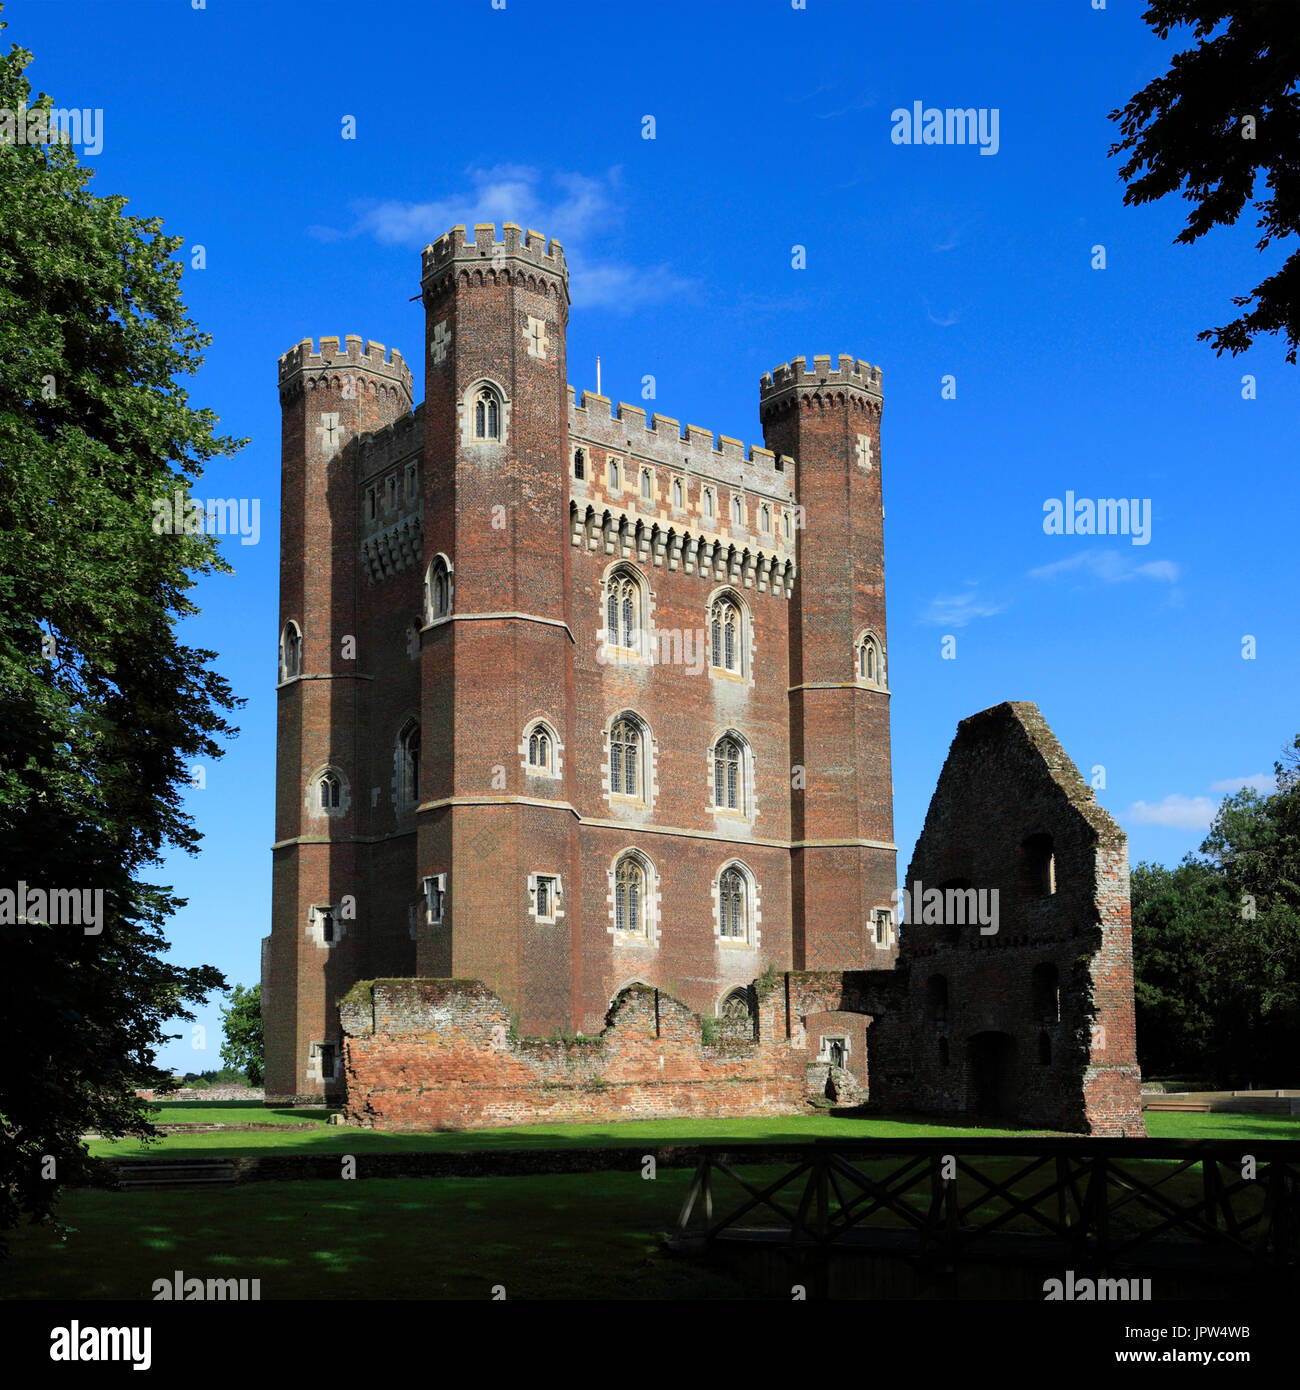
672 1138 1299 1270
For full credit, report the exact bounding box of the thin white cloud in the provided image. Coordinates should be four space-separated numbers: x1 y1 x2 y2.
920 590 1005 627
309 166 692 312
815 92 877 120
1027 550 1179 584
1209 774 1275 794
1124 794 1218 831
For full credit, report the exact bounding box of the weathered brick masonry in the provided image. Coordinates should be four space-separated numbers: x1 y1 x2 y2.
263 222 900 1104
265 221 1143 1135
340 979 809 1129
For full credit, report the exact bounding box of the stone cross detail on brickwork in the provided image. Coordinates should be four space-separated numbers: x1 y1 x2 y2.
855 433 873 470
317 412 341 454
525 315 548 360
431 320 451 364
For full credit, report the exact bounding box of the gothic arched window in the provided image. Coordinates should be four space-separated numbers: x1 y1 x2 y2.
615 855 646 934
673 478 683 508
610 718 641 799
856 631 885 689
714 736 742 812
398 719 420 807
280 621 302 681
526 721 556 775
719 867 748 941
605 569 643 652
721 988 752 1021
318 771 341 812
425 556 451 622
573 448 585 480
474 386 501 440
710 595 742 674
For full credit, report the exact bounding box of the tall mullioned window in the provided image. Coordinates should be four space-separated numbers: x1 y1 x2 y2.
610 718 641 798
474 387 500 440
856 631 885 689
711 596 741 673
615 856 645 933
719 867 747 940
605 570 642 652
714 736 742 812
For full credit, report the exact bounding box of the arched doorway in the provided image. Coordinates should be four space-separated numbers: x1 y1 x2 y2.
967 1032 1018 1119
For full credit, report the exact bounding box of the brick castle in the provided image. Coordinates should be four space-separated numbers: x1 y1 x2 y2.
262 223 1144 1135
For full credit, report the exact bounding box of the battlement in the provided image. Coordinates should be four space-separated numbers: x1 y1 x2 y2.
278 336 414 398
759 354 883 402
567 386 794 498
360 402 424 479
421 222 568 280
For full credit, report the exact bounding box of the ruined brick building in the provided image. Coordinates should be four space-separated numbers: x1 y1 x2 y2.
263 223 1144 1135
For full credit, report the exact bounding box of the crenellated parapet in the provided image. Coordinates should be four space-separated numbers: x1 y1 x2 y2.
569 388 795 500
420 222 569 306
359 402 424 482
758 354 883 425
277 335 414 405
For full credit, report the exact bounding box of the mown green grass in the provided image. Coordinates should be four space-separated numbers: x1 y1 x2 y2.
9 1114 1292 1301
1 1171 749 1301
138 1102 329 1127
85 1106 1300 1161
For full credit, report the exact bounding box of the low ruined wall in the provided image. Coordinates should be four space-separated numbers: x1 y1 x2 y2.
340 978 810 1131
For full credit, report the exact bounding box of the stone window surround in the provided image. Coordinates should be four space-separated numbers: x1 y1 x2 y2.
606 849 660 947
600 560 656 666
712 859 761 949
706 585 755 686
459 377 511 449
422 872 447 926
520 718 563 780
602 708 659 815
706 727 758 828
305 763 350 820
527 871 563 924
306 902 345 948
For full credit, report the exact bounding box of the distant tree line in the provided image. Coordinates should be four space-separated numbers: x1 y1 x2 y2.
1131 735 1300 1086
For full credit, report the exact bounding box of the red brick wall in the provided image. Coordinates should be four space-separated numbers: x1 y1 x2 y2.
871 702 1145 1137
265 337 414 1100
760 359 897 971
341 979 809 1130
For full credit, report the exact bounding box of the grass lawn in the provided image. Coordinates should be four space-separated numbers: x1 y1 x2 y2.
0 1171 748 1300
135 1102 330 1127
84 1105 1300 1161
11 1114 1296 1301
6 1109 1294 1301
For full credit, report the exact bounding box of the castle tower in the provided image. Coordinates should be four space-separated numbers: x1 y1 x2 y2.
760 356 897 970
264 336 414 1101
415 224 578 1032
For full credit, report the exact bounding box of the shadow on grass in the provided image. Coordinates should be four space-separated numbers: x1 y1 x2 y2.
2 1174 748 1301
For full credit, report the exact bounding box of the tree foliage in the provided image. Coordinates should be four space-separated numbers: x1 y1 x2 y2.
0 20 243 1243
1132 736 1300 1085
219 984 263 1087
1109 2 1300 362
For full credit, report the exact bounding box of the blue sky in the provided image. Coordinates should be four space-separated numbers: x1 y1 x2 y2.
10 0 1296 1070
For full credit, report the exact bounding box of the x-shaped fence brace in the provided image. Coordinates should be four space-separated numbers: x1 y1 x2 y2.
674 1144 1300 1270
